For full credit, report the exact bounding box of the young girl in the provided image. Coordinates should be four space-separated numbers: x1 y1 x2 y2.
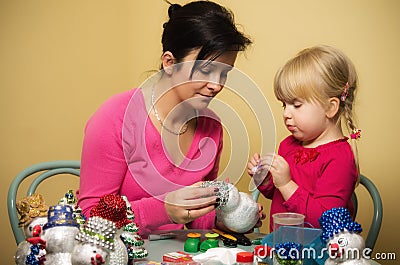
248 45 361 230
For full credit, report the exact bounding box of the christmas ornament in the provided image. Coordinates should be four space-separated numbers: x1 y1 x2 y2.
90 194 132 265
43 204 80 265
120 195 148 261
319 207 369 265
72 216 116 265
16 193 48 238
59 189 86 226
201 181 259 233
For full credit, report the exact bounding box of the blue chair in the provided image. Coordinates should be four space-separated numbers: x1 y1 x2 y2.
352 174 383 251
8 160 80 245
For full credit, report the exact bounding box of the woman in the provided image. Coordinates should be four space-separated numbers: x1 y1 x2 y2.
78 1 263 236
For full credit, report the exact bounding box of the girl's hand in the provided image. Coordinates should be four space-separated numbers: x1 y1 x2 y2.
247 153 271 186
263 153 291 188
165 182 218 224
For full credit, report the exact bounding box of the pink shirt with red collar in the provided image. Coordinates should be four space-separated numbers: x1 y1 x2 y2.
77 89 223 236
258 135 358 230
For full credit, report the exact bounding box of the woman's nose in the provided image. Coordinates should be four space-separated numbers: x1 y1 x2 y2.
207 81 223 93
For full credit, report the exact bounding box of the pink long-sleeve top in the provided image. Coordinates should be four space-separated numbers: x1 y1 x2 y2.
77 88 223 236
258 135 358 231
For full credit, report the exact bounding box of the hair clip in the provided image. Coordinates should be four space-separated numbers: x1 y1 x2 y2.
350 128 361 139
340 82 349 101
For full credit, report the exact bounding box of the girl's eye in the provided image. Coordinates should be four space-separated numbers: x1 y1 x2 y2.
294 103 302 108
281 102 286 109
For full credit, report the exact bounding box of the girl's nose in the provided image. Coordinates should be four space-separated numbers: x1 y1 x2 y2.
283 107 291 118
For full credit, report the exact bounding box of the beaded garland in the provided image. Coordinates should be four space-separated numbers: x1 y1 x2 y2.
318 207 362 244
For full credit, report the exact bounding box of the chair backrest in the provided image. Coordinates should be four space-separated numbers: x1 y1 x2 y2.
352 174 383 251
8 160 80 245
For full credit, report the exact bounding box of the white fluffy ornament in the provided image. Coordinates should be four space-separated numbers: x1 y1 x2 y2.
201 181 259 233
319 207 369 265
325 231 370 265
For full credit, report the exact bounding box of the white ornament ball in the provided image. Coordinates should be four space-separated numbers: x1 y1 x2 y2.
217 192 259 233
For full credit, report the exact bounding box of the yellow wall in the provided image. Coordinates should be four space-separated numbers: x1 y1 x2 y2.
1 0 399 264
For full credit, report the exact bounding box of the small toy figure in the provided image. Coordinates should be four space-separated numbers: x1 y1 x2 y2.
59 189 86 226
319 207 369 265
15 193 49 265
72 216 116 265
15 225 47 265
120 195 148 261
42 204 80 265
201 181 259 233
90 194 132 265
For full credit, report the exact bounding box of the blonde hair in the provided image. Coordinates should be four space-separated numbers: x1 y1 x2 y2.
274 45 360 175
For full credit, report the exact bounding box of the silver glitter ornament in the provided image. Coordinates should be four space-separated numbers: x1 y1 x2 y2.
201 181 259 233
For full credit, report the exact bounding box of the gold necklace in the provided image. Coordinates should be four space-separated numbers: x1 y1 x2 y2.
151 88 189 135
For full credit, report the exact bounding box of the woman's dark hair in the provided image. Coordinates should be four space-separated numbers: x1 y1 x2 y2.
161 1 251 69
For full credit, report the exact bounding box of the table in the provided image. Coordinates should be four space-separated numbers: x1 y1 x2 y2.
140 230 381 265
142 229 261 262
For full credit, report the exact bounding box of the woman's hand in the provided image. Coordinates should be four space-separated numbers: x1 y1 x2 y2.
165 182 219 224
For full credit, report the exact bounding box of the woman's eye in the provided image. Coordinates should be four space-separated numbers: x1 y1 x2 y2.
294 103 302 108
200 68 211 74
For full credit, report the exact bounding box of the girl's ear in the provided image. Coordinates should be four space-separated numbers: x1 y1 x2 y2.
326 97 340 118
161 51 176 75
